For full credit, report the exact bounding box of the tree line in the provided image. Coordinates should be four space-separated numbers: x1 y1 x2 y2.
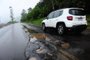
21 0 88 22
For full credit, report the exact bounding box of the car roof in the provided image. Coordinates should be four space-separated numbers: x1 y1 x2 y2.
53 8 84 12
62 8 83 10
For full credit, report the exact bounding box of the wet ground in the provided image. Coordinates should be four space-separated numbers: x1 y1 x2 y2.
49 30 90 60
0 23 90 60
24 23 90 60
0 23 28 60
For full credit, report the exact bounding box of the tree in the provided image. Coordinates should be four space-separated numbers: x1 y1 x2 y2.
28 8 32 13
21 0 87 22
21 9 27 22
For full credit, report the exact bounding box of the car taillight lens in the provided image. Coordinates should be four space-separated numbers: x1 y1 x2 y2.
67 16 73 21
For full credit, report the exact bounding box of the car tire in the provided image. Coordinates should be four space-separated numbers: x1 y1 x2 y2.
57 24 65 35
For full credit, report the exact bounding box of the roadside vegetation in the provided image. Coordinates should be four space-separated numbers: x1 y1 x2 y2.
21 0 89 27
87 15 90 28
29 18 43 26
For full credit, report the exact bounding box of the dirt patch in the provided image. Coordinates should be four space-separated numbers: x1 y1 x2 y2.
32 33 47 40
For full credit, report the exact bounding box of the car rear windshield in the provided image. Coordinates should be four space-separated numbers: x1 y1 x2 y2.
69 9 85 16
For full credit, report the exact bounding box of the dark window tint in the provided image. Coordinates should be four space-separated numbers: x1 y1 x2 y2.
47 12 54 19
69 9 85 16
54 10 63 18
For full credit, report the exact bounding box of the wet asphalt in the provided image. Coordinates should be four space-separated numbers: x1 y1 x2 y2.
0 23 28 60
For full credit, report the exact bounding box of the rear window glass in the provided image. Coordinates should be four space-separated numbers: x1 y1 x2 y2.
69 9 85 16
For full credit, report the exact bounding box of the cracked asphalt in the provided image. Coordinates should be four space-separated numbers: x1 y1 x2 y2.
24 23 90 60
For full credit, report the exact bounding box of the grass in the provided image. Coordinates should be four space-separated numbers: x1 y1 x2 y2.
86 15 90 28
86 15 90 21
30 18 44 26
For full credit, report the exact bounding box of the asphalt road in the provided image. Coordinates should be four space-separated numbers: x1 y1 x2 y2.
0 23 28 60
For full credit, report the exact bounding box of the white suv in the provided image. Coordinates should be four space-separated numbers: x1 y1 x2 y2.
42 8 87 35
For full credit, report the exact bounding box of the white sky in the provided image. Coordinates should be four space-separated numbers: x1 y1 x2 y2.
0 0 40 23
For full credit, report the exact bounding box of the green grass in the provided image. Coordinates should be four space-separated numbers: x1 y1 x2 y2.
86 15 90 29
30 18 44 26
87 15 90 20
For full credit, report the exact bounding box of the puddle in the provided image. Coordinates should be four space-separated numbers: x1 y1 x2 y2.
25 33 59 60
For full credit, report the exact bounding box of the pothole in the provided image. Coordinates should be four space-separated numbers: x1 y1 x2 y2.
25 33 59 60
23 25 81 60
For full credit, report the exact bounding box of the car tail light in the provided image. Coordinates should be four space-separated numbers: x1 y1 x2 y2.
67 16 73 21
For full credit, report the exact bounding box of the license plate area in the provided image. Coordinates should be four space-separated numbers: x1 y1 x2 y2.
76 17 83 21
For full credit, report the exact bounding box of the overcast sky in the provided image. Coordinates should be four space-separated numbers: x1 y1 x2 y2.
0 0 40 23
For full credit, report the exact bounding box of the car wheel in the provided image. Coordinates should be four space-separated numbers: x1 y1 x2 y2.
57 24 65 35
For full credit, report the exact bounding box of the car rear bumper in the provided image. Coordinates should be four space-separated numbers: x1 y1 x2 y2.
66 25 87 32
